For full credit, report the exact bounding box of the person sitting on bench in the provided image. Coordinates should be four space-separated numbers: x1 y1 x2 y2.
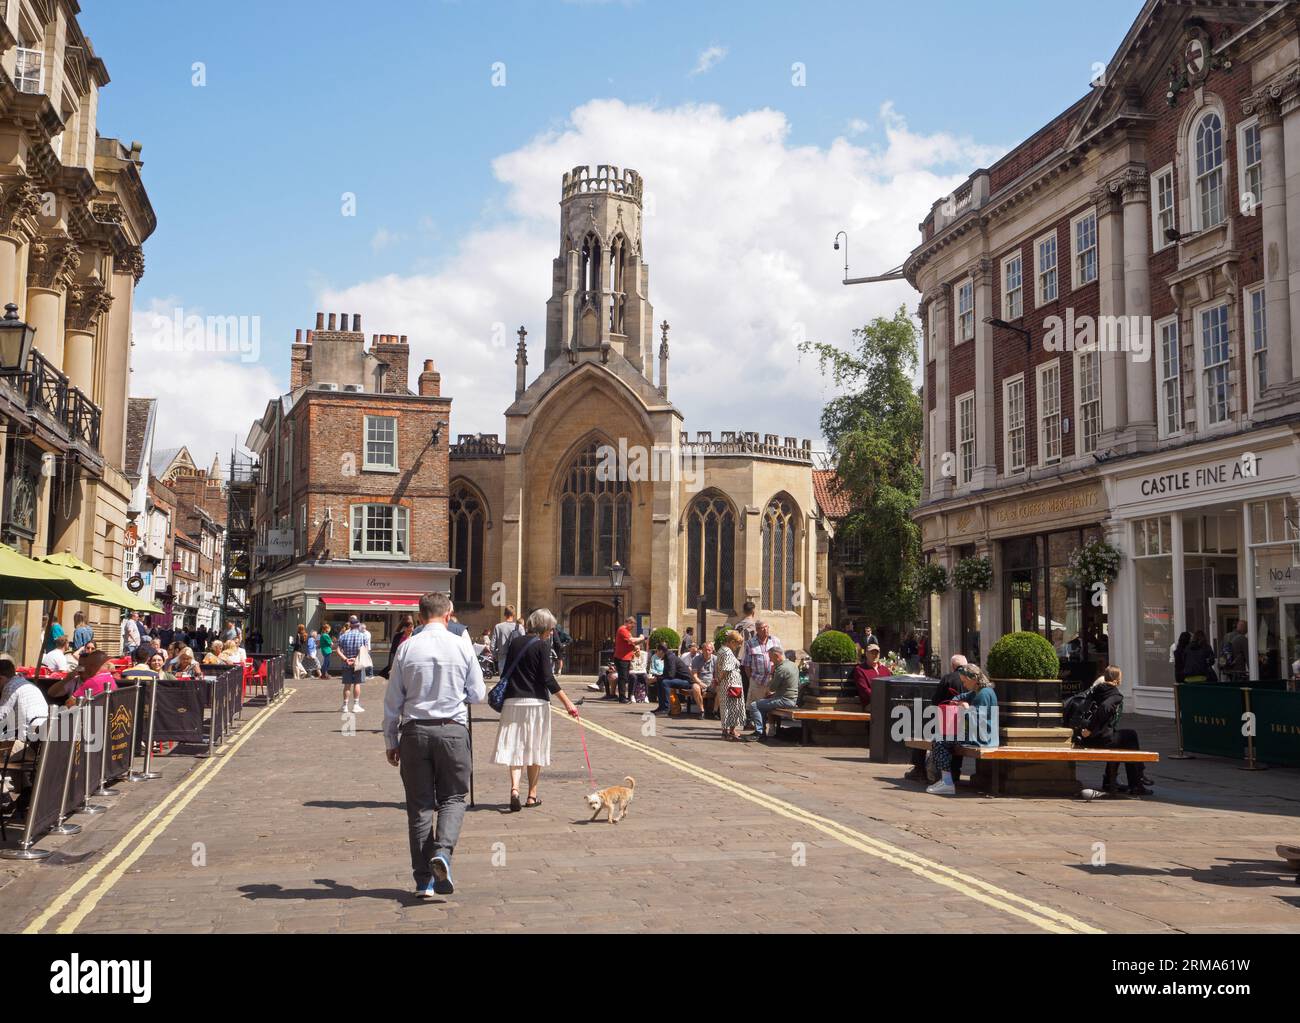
905 656 966 783
852 643 892 708
653 644 705 719
746 647 800 743
927 664 998 796
1075 667 1152 798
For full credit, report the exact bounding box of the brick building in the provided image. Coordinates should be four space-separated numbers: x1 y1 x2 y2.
910 0 1300 715
244 314 452 662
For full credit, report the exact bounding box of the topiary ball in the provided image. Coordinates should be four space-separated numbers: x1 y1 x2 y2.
986 632 1060 680
810 630 858 664
648 627 681 652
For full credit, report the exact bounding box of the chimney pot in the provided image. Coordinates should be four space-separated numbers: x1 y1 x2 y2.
327 314 337 331
306 330 314 344
295 329 303 344
423 360 434 372
400 335 408 345
339 312 348 330
352 314 362 332
315 313 325 330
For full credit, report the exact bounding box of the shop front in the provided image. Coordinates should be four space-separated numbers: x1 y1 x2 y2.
1107 429 1300 717
257 562 456 670
920 482 1108 682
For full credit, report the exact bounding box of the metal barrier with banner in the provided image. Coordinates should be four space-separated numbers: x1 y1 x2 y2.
144 678 207 745
1175 684 1247 760
103 685 140 785
0 705 78 860
1250 688 1300 768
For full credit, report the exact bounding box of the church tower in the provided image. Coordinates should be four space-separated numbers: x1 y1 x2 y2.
544 165 655 376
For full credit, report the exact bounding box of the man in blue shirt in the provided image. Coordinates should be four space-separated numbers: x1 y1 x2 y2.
335 617 369 714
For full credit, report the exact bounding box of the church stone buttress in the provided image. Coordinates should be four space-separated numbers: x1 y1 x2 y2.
544 165 655 377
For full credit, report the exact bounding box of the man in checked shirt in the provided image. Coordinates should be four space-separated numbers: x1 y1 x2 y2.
742 620 782 715
336 615 370 714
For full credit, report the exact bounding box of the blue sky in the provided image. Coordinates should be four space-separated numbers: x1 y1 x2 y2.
80 0 1146 457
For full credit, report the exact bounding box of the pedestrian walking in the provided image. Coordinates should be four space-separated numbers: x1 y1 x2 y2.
319 623 334 679
383 592 486 898
492 608 581 812
491 606 523 676
336 616 370 713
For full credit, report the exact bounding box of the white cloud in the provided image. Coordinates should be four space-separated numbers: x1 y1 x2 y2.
320 100 1004 449
690 45 728 77
370 227 403 253
845 118 870 137
131 297 281 464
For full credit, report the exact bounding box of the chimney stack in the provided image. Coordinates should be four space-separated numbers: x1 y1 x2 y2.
419 359 441 398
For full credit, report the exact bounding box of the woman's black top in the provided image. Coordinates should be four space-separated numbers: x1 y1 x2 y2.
501 633 562 702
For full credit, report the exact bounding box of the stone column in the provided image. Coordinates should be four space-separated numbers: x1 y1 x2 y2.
25 231 80 367
971 258 997 488
0 174 41 306
1118 169 1156 448
931 287 953 500
63 272 113 394
101 249 143 470
1246 92 1294 389
1093 184 1128 446
515 327 528 399
1280 76 1300 386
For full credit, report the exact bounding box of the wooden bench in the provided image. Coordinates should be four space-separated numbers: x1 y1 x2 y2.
1279 846 1300 884
905 741 1159 797
769 708 871 746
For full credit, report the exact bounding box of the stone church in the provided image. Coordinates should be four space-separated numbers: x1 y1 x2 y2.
448 165 843 673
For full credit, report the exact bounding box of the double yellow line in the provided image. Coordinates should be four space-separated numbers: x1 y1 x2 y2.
559 711 1103 935
24 689 296 935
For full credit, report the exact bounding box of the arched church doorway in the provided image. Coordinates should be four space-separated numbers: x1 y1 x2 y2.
567 601 616 676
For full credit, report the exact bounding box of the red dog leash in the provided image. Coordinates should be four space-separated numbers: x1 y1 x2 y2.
576 717 597 789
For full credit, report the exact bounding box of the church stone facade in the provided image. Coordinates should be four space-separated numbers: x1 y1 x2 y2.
449 165 830 672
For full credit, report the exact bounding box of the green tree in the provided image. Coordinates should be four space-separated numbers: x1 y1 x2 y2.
800 306 924 632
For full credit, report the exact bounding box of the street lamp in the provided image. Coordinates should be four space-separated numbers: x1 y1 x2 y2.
609 560 625 621
0 303 35 376
985 316 1034 352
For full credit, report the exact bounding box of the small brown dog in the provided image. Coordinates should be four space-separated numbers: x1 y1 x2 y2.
586 776 636 824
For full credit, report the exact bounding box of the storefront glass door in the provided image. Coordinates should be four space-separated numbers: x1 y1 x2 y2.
1280 600 1300 682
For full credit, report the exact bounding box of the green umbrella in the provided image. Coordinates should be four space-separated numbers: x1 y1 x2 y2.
0 543 97 602
36 550 161 613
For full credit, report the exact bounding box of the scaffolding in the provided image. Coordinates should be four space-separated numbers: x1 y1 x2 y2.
223 451 258 629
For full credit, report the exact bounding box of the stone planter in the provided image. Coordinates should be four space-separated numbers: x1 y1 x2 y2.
979 676 1077 795
808 662 860 712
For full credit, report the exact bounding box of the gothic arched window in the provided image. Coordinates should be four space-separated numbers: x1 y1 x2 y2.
761 496 798 612
685 493 735 612
449 483 486 606
559 442 630 577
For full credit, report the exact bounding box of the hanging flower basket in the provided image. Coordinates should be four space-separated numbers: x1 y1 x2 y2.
952 556 993 592
1068 540 1123 590
917 562 949 595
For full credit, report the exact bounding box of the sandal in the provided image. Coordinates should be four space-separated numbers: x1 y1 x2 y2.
525 796 542 808
510 791 521 813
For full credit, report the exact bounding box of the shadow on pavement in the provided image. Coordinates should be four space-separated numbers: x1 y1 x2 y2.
304 800 406 811
238 878 440 907
1068 858 1299 890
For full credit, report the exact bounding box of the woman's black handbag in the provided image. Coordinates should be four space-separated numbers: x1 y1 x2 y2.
489 637 539 712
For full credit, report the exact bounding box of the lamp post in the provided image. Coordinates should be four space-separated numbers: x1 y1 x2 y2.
609 560 625 624
0 303 36 378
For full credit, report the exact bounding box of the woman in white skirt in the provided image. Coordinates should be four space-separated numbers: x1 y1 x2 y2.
492 608 581 812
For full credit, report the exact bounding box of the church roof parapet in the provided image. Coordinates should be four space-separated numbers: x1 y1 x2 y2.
450 433 506 460
679 431 813 465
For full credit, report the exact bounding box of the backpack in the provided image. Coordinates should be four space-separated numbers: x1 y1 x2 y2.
1062 690 1091 731
488 636 540 713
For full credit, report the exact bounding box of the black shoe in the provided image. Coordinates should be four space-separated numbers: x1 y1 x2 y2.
1127 783 1153 797
903 767 927 782
510 792 522 813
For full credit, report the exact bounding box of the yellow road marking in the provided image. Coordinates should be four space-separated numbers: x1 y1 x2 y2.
24 690 296 935
558 710 1104 935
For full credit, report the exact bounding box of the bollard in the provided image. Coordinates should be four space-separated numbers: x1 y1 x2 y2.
1241 687 1265 771
1168 683 1193 760
128 680 161 782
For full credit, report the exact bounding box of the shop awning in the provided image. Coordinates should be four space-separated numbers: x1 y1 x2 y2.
0 543 99 602
321 592 423 613
36 551 161 614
